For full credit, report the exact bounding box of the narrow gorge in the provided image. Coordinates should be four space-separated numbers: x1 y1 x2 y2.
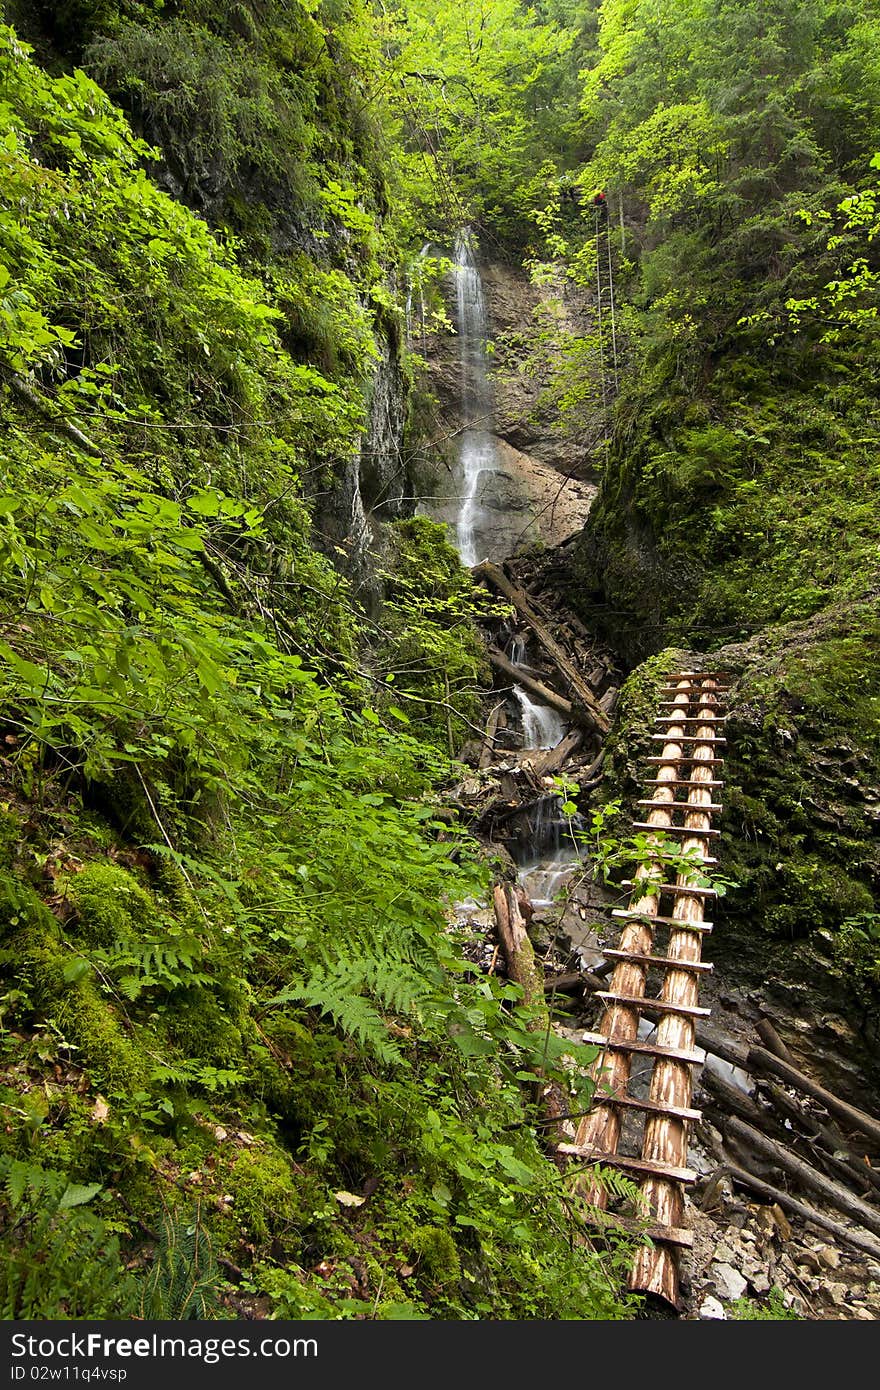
0 0 878 1329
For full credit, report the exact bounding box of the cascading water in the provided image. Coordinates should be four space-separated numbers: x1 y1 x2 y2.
453 229 498 566
506 636 567 750
449 236 582 919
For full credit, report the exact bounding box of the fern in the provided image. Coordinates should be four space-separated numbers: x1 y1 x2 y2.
269 966 403 1065
0 1157 136 1318
139 1205 223 1320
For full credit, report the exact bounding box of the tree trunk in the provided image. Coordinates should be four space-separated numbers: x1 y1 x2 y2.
720 1161 880 1263
724 1115 880 1240
475 562 610 734
747 1046 880 1150
487 647 574 720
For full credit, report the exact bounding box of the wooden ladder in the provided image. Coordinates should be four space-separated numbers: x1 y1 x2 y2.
566 671 729 1308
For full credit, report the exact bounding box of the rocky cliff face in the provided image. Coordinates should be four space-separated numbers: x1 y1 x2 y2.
411 246 597 558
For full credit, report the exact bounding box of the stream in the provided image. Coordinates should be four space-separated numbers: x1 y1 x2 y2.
426 231 880 1320
444 232 586 924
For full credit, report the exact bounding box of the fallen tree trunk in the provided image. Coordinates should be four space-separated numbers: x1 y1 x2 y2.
719 1161 880 1263
762 1080 880 1198
475 562 610 735
479 701 504 769
487 647 573 720
748 1046 880 1150
493 884 545 1016
755 1017 796 1064
700 1066 765 1127
544 971 587 996
528 728 583 777
724 1114 880 1240
494 884 566 1147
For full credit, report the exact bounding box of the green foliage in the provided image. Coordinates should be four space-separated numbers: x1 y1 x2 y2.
730 1285 802 1320
0 1155 137 1317
139 1205 224 1320
375 517 489 752
0 8 640 1325
67 862 156 947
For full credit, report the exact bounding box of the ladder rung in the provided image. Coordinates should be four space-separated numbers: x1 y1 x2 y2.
620 882 718 898
657 700 725 710
602 948 713 972
637 800 724 812
650 734 727 744
656 717 722 728
644 778 724 789
664 671 731 680
612 909 713 930
590 1092 703 1123
581 1032 707 1066
558 1145 699 1185
631 821 721 837
646 757 725 766
584 1210 695 1249
596 992 712 1019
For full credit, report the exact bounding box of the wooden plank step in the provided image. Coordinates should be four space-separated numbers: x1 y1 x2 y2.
596 991 712 1019
583 1210 695 1250
646 756 725 766
558 1144 699 1185
590 1092 703 1123
637 799 724 812
650 733 727 744
656 717 722 728
643 778 724 789
657 700 726 710
602 948 713 973
664 671 731 680
631 821 722 837
581 1032 707 1066
620 882 718 899
612 909 713 929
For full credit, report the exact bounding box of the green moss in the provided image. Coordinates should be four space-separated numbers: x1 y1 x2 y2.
0 874 148 1090
411 1225 460 1285
67 862 157 947
158 986 247 1066
225 1144 305 1246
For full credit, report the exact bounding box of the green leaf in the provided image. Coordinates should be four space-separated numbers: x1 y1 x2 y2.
58 1181 102 1210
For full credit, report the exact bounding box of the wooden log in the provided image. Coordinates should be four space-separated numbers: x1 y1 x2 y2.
493 884 544 1015
700 1066 765 1127
761 1081 880 1198
544 972 587 996
747 1046 880 1150
479 701 504 769
755 1018 796 1065
527 728 583 777
494 884 568 1149
475 562 610 734
724 1114 880 1240
720 1161 880 1263
487 647 573 720
695 1023 750 1072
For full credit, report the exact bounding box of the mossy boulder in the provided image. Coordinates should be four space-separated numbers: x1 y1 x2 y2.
67 862 157 947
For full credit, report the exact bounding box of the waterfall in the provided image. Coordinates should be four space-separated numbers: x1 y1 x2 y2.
452 229 498 567
514 689 568 750
505 635 567 750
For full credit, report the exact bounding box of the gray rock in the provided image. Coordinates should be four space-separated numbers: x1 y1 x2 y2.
711 1263 748 1301
699 1295 726 1320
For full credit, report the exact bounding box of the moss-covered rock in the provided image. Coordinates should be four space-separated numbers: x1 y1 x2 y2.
67 862 157 948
